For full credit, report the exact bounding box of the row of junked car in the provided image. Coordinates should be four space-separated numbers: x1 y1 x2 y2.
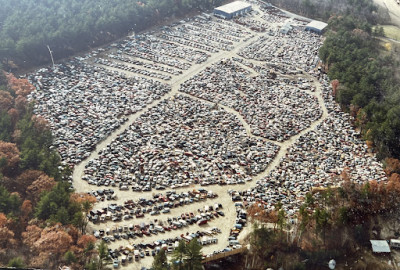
87 188 117 202
110 227 221 268
88 189 219 223
93 204 225 241
94 58 173 81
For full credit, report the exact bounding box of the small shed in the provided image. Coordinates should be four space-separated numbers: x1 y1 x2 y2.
390 239 400 248
280 23 292 34
370 240 391 253
305 20 328 34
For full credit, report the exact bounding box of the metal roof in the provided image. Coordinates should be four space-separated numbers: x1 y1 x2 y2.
305 20 328 31
280 24 292 34
370 240 391 253
215 1 252 14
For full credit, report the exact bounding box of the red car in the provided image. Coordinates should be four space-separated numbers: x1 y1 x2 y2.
197 219 208 226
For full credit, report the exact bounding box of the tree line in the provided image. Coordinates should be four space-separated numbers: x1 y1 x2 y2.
319 16 400 161
152 238 203 270
264 0 389 24
0 0 225 68
0 68 104 269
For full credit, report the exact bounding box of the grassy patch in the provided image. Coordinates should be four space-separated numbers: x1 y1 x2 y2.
375 25 400 41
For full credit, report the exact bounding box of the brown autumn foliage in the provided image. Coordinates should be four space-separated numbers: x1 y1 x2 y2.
384 158 400 176
386 173 400 202
7 108 19 125
21 200 33 218
299 230 315 251
0 213 17 253
16 200 34 238
26 174 56 203
366 140 374 149
389 173 400 183
66 225 80 244
3 169 43 195
70 193 97 205
14 95 27 114
6 73 35 97
17 170 44 189
23 224 74 268
0 214 7 227
355 108 368 129
352 28 370 40
349 104 359 119
77 235 96 248
340 176 400 218
33 224 73 255
0 90 13 113
31 115 49 132
22 225 43 248
340 167 351 182
30 252 51 269
12 129 21 142
247 204 278 225
331 79 339 97
247 204 265 221
0 141 20 174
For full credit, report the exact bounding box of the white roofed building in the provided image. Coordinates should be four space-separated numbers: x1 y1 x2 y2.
370 240 391 253
214 1 252 19
305 20 328 34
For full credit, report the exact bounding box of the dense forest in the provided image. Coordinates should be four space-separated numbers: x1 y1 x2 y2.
0 0 225 67
319 16 400 160
0 67 101 269
265 0 389 23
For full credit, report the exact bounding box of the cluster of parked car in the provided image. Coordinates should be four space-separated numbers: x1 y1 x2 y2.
87 189 117 202
109 227 222 268
95 58 173 81
89 189 218 223
228 202 247 249
93 202 224 242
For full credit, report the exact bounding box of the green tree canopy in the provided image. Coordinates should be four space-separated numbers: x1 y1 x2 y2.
35 182 79 224
152 248 169 270
0 184 21 216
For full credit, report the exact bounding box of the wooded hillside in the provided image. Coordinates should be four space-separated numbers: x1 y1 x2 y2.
265 0 389 23
0 0 225 67
319 16 400 160
0 67 101 269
